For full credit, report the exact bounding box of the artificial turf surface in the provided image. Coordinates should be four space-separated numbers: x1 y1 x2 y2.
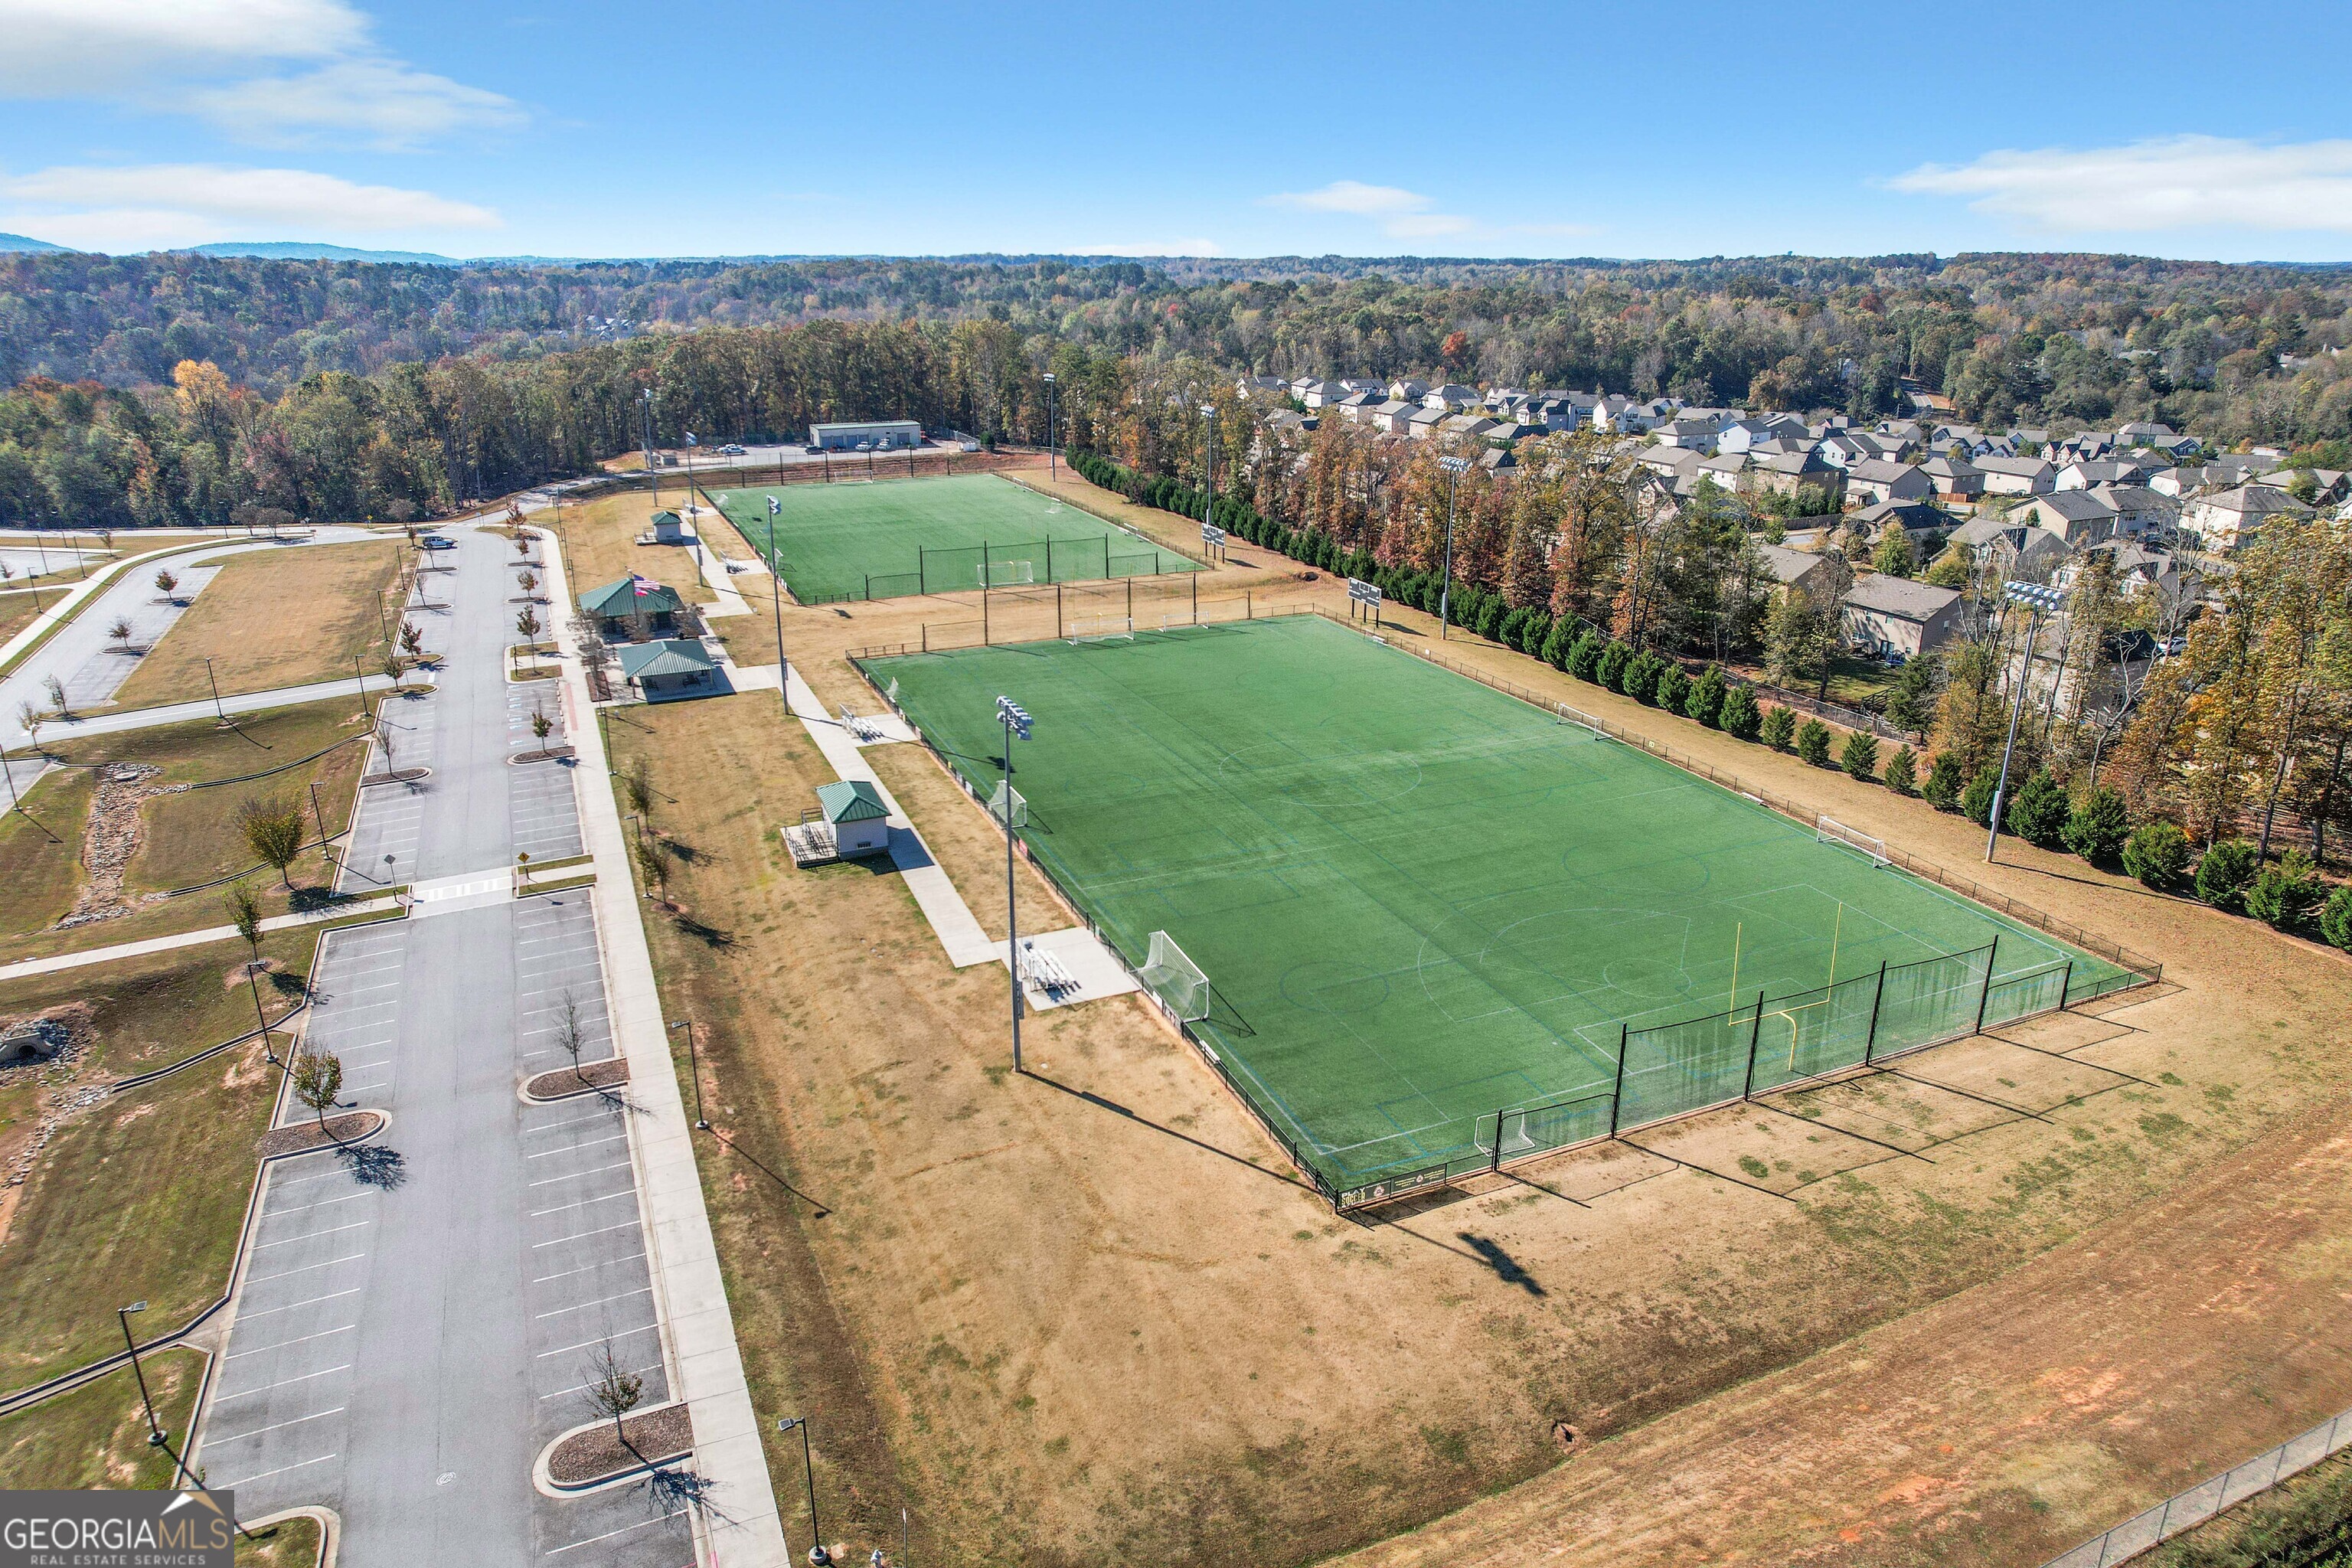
710 472 1200 603
868 615 2125 1193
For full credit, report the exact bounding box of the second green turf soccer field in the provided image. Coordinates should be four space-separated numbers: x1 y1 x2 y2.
711 472 1199 603
867 615 2126 1192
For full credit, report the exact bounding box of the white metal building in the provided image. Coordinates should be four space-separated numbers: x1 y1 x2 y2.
809 420 923 451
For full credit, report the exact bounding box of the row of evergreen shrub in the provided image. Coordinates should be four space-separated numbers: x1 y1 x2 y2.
1073 450 2352 952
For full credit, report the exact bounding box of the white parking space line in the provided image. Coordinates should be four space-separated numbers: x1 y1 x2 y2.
524 1111 622 1137
529 1132 625 1158
539 1360 661 1401
527 1160 632 1188
224 1324 354 1360
532 1251 645 1285
241 1252 369 1286
252 1220 371 1250
530 1219 640 1249
534 1322 658 1359
528 1189 635 1220
204 1407 346 1446
542 1508 686 1555
214 1453 339 1489
533 1287 651 1320
211 1364 352 1401
266 1191 371 1218
230 1288 362 1321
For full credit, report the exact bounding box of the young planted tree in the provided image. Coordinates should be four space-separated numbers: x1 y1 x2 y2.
398 619 423 658
582 1342 644 1450
44 674 67 719
1795 718 1833 766
1684 665 1728 727
1922 752 1962 810
236 793 309 888
2321 884 2352 951
224 879 265 969
1653 663 1690 715
634 833 671 904
1884 654 1940 736
1759 706 1797 752
531 707 554 747
1596 641 1632 692
621 754 655 823
513 532 534 560
518 568 539 596
2194 838 2259 910
154 568 179 603
108 617 135 652
1841 730 1880 781
17 701 42 753
517 606 542 643
1718 683 1762 740
554 991 590 1086
2244 851 2322 931
292 1049 344 1134
1960 769 2000 827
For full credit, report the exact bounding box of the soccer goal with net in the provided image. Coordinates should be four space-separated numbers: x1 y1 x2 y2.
1140 929 1211 1022
1818 813 1890 865
978 560 1035 588
1555 702 1606 738
986 779 1027 828
1069 613 1135 645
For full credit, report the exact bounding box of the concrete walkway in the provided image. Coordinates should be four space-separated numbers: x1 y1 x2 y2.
542 524 789 1566
0 895 402 983
10 669 426 748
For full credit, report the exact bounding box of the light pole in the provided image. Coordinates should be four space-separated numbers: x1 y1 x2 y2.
995 695 1032 1073
1436 455 1471 639
1199 404 1217 537
641 388 658 506
683 432 699 519
204 655 227 722
671 1018 709 1129
119 1302 164 1447
766 496 789 706
1043 371 1057 480
777 1416 828 1566
1985 580 2064 862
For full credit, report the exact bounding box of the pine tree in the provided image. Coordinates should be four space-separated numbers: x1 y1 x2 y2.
1795 718 1833 766
2062 786 2132 866
1759 707 1797 751
1719 684 1762 740
1684 666 1727 727
2006 769 2072 848
1922 753 1962 809
1883 745 1917 794
1841 730 1880 781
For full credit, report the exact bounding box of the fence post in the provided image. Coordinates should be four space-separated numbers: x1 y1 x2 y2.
1246 590 1253 620
1056 582 1064 638
1490 1109 1504 1174
1127 577 1134 624
919 545 928 594
1864 960 1887 1063
1607 1024 1629 1135
1741 991 1764 1099
2059 958 2073 1010
1975 942 1997 1034
1192 570 1199 625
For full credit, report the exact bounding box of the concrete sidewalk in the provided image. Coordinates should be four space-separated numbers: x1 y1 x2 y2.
542 524 789 1567
0 895 403 983
5 668 423 749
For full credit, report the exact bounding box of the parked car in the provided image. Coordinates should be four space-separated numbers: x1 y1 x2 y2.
420 534 456 550
854 439 874 452
720 443 746 456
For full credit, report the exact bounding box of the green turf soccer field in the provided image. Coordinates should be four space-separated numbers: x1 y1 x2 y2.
867 615 2129 1197
710 472 1200 603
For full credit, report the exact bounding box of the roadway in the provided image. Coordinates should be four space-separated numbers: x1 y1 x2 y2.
192 527 697 1565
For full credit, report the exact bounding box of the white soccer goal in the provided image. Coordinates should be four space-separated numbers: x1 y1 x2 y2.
1069 613 1135 645
884 677 900 706
978 559 1035 588
1818 813 1890 865
1140 930 1211 1022
986 779 1027 828
1157 611 1194 632
1555 702 1605 738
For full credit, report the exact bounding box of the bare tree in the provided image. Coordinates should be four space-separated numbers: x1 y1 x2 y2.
236 794 308 888
633 833 670 904
621 754 655 822
581 1343 643 1449
292 1049 344 1133
17 701 42 753
43 674 67 719
555 991 590 1086
108 616 135 652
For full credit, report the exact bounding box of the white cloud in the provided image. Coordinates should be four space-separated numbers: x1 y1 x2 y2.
1890 136 2352 233
1262 179 1586 246
185 59 522 149
0 163 501 250
1074 239 1223 257
0 0 519 149
1269 180 1435 219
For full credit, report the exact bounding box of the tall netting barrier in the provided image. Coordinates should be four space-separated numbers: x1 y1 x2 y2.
1495 1093 1615 1165
1746 971 1880 1096
1984 959 2072 1030
1871 945 1994 1058
1617 1004 1755 1128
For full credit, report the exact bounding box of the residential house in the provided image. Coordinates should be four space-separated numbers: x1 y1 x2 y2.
1238 374 1286 397
1527 396 1582 433
1298 380 1343 409
1751 448 1846 507
1654 415 1722 452
1919 455 1984 501
1370 399 1418 436
1405 407 1449 439
2059 540 2185 602
2055 458 2150 491
1483 421 1537 445
1946 513 2070 579
1423 384 1479 411
1693 451 1751 490
2258 468 2352 505
1387 377 1430 403
1337 378 1387 397
1853 500 1946 543
1441 413 1499 440
1842 459 1935 507
2006 427 2050 451
1476 446 1518 473
2084 484 2174 540
1756 541 1833 596
1841 575 1965 658
1975 455 2056 495
2181 484 2308 550
2115 421 2177 448
1642 446 1707 489
1266 409 1317 435
2020 488 2125 547
1333 390 1381 421
1713 418 1775 455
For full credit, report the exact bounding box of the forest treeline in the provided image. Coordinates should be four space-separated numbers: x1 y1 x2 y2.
10 250 2352 527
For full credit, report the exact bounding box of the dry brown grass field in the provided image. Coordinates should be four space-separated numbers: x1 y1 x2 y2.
599 469 2352 1568
114 540 403 708
544 489 716 606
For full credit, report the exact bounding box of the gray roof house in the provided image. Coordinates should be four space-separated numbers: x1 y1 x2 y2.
1841 575 1965 658
2183 485 2308 551
2020 488 2124 547
1406 406 1450 439
1756 542 1832 594
1975 455 2055 495
1843 459 1934 506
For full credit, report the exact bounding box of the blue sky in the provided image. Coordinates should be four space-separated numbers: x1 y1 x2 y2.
5 0 2352 263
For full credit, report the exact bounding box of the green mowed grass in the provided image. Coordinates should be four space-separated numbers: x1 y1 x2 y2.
871 615 2121 1191
712 472 1198 602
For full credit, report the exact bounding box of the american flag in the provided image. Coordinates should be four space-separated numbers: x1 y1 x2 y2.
631 573 663 597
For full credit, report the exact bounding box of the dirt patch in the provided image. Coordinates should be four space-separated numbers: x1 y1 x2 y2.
547 1404 693 1486
526 1058 628 1100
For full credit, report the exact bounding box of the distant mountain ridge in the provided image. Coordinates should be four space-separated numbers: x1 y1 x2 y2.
182 241 466 265
0 233 72 253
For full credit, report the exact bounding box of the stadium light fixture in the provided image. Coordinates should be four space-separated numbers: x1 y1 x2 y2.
995 695 1034 1072
1984 580 2066 863
1200 403 1218 534
1436 455 1472 639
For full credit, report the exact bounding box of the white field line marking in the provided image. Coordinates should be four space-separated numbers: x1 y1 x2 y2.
542 1508 687 1555
529 1188 635 1219
529 1132 624 1158
523 1110 622 1136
